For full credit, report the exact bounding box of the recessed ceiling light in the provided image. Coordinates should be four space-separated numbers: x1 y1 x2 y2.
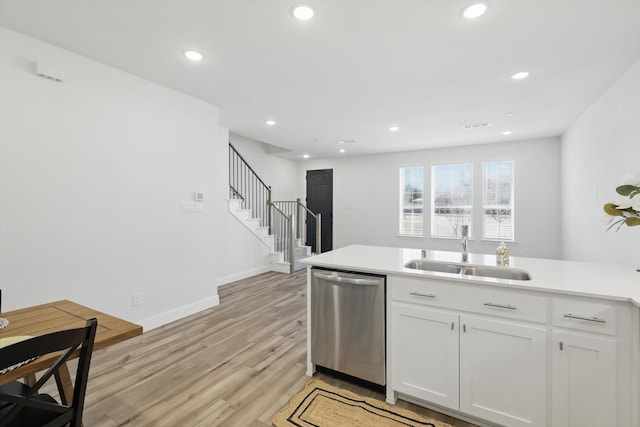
184 50 203 61
302 154 310 159
389 126 400 132
511 71 530 80
506 112 514 117
339 148 346 153
502 131 513 135
265 120 276 126
338 141 346 144
292 5 314 21
462 3 487 19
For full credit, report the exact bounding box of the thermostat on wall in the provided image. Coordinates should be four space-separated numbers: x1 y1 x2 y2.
194 191 205 202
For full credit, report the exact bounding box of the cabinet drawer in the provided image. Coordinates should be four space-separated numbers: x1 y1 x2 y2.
457 286 548 323
552 297 616 335
391 276 461 309
390 276 547 323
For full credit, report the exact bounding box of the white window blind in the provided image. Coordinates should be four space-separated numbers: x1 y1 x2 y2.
483 161 514 240
431 164 472 237
399 166 424 236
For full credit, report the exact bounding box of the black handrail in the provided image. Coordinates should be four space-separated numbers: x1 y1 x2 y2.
229 143 271 230
229 144 271 189
229 184 244 201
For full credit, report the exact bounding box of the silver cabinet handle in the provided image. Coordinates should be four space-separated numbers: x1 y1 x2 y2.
563 313 606 324
312 271 381 286
484 302 517 310
410 291 436 298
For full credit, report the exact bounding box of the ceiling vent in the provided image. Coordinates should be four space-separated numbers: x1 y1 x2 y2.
463 122 490 129
33 62 64 83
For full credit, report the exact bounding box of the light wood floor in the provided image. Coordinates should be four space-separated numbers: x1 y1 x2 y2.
79 270 478 426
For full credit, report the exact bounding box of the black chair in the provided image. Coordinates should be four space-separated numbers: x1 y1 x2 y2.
0 318 97 427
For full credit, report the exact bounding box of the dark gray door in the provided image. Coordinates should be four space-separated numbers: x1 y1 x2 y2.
306 169 333 253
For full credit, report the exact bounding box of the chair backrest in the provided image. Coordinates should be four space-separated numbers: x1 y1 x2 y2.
0 318 98 427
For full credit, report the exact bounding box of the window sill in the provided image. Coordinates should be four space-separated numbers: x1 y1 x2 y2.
429 235 468 240
398 234 424 238
428 236 517 244
480 239 517 244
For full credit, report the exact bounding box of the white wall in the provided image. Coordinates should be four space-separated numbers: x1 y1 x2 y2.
561 59 640 267
228 133 298 201
0 27 272 328
299 138 561 259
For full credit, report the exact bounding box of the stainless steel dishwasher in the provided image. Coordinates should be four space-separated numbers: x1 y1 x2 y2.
310 267 386 386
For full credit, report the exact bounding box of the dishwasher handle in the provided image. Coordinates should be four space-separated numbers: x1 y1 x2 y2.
313 271 382 286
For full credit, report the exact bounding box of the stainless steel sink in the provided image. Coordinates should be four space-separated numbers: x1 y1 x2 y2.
404 260 531 281
403 260 464 274
461 266 531 281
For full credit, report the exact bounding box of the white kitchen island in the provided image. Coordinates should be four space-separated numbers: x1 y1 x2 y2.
301 244 640 427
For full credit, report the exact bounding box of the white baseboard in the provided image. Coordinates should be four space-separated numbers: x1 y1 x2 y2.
217 265 270 287
138 265 276 331
398 393 497 427
137 295 220 332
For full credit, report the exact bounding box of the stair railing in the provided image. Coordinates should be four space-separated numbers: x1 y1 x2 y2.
229 142 322 273
272 199 321 255
229 143 271 231
269 202 295 274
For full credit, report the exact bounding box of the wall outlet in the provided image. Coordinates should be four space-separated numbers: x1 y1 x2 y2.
131 293 142 307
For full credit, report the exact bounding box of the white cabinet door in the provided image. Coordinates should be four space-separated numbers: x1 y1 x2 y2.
391 302 459 409
460 315 546 427
551 331 616 427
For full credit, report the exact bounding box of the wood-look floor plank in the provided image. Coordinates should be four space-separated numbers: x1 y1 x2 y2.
75 270 478 427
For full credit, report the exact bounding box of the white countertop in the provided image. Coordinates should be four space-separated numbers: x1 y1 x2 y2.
301 244 640 306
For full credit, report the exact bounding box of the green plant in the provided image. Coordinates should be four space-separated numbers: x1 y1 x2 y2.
603 178 640 230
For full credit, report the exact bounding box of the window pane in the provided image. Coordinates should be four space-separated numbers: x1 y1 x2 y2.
483 161 513 240
431 164 472 237
400 166 424 235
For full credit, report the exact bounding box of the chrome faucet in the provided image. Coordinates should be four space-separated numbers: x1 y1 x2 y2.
460 224 469 262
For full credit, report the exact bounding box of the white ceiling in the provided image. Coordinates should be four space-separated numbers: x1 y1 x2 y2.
1 0 640 159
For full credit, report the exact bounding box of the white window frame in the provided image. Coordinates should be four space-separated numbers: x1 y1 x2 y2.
482 160 514 241
431 163 473 238
399 166 424 237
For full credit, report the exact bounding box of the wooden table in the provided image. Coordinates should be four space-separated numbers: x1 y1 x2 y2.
0 300 143 399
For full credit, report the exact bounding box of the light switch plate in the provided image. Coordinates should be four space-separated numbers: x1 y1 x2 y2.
193 203 203 212
181 201 194 212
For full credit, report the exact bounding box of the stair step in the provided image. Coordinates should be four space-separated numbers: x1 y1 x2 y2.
270 262 291 274
228 194 313 274
269 252 285 264
294 246 310 255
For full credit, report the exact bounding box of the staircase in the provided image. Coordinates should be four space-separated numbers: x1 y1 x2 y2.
228 143 320 273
